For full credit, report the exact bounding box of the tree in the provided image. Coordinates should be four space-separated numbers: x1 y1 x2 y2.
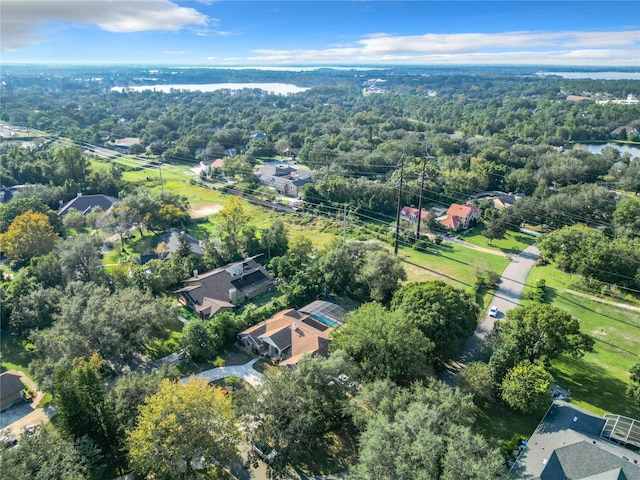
350 382 503 480
457 361 495 402
628 361 640 406
29 253 65 288
0 195 63 233
56 234 104 283
0 210 58 263
356 249 407 304
261 219 289 260
613 196 640 239
0 425 102 480
180 318 222 362
331 303 434 384
63 209 86 231
495 303 594 364
482 216 508 245
239 352 357 478
127 377 239 479
501 361 553 413
391 281 479 362
54 354 120 464
218 196 249 259
9 286 60 335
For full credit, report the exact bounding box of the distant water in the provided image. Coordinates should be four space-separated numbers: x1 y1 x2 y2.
111 83 310 94
576 143 640 157
537 71 640 80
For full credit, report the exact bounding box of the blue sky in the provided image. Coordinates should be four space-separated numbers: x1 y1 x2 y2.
1 1 639 66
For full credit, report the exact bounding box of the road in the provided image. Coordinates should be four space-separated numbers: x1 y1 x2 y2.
442 244 540 382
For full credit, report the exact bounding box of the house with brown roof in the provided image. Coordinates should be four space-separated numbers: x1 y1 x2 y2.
176 256 274 319
0 372 25 411
238 309 333 367
438 202 482 231
400 206 429 225
256 164 312 197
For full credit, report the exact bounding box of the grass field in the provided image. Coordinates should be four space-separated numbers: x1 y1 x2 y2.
525 264 640 418
0 333 34 379
459 225 536 254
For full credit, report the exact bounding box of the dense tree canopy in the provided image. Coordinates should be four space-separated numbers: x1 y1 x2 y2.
0 210 59 263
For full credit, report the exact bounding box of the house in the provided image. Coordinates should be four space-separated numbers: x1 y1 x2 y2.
256 164 312 197
611 125 639 137
0 372 25 411
282 147 302 158
109 137 141 151
201 158 224 171
238 312 327 367
176 256 274 319
486 192 524 210
152 231 203 256
437 202 482 231
58 193 119 217
510 400 640 479
400 206 429 224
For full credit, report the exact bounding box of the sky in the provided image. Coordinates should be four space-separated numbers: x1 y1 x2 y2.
1 0 639 66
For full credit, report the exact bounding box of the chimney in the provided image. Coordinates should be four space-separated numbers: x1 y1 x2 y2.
291 322 297 331
193 269 198 278
229 287 238 305
77 192 83 197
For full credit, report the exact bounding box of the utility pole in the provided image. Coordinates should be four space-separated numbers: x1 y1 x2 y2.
343 204 347 245
415 142 433 241
394 152 405 256
159 159 164 194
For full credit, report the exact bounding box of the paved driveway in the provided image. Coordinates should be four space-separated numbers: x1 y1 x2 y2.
182 358 264 388
442 244 540 381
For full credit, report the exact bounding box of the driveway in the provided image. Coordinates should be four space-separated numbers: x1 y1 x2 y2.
442 244 540 382
181 358 264 388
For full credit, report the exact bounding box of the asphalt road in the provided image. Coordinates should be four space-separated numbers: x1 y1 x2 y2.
442 244 540 382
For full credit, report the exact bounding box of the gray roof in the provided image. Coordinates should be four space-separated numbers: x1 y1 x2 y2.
511 401 640 480
153 231 203 256
59 194 119 216
0 372 23 401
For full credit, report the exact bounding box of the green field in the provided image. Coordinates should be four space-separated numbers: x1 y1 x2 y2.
458 225 536 255
525 264 640 418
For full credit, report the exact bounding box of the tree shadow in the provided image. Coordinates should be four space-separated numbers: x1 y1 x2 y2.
551 355 640 419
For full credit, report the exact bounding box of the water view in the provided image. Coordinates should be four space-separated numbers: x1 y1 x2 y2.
111 83 310 94
576 143 640 157
537 71 640 80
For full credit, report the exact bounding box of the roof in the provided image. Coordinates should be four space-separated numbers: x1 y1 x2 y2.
299 300 347 326
239 309 333 366
110 137 141 148
153 231 203 256
438 215 462 229
176 256 274 316
400 206 429 221
58 194 119 216
511 401 640 480
257 165 295 177
446 202 481 218
0 372 24 401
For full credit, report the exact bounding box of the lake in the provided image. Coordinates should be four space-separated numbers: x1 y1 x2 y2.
537 71 640 80
111 83 310 94
576 143 640 157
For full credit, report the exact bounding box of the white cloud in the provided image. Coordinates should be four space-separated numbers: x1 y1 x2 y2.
247 30 640 66
1 0 208 52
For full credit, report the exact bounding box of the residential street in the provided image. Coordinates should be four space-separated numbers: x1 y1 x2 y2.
442 244 541 383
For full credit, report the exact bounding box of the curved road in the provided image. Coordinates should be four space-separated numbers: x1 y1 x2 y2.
442 244 540 382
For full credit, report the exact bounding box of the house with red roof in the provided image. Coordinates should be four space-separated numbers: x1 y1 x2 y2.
438 202 482 231
400 206 429 225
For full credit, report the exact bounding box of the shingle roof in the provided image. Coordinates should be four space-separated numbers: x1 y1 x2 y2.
446 202 481 218
59 194 119 216
438 215 462 230
0 372 23 401
153 231 203 255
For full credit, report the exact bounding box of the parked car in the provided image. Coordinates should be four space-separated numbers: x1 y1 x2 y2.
0 434 18 448
252 440 278 463
489 306 499 317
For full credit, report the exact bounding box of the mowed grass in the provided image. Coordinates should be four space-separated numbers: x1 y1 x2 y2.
1 333 34 379
458 225 536 255
526 263 640 418
397 242 510 288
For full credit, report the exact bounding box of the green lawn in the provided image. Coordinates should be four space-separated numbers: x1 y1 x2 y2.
397 242 510 288
459 225 536 254
525 263 640 418
144 316 185 361
0 333 34 379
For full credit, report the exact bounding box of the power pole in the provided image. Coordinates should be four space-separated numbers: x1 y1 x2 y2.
343 204 347 245
415 142 433 240
394 152 405 256
159 159 164 194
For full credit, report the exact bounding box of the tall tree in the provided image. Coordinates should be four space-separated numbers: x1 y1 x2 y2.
56 234 104 283
628 361 640 406
356 249 407 305
613 196 640 239
331 303 434 384
391 281 479 362
494 303 594 364
217 195 249 259
127 377 239 479
54 354 120 464
501 361 553 413
0 210 58 263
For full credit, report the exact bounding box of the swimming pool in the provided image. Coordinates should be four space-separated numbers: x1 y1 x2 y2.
310 314 341 328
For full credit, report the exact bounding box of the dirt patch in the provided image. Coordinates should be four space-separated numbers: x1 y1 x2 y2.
191 203 223 218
